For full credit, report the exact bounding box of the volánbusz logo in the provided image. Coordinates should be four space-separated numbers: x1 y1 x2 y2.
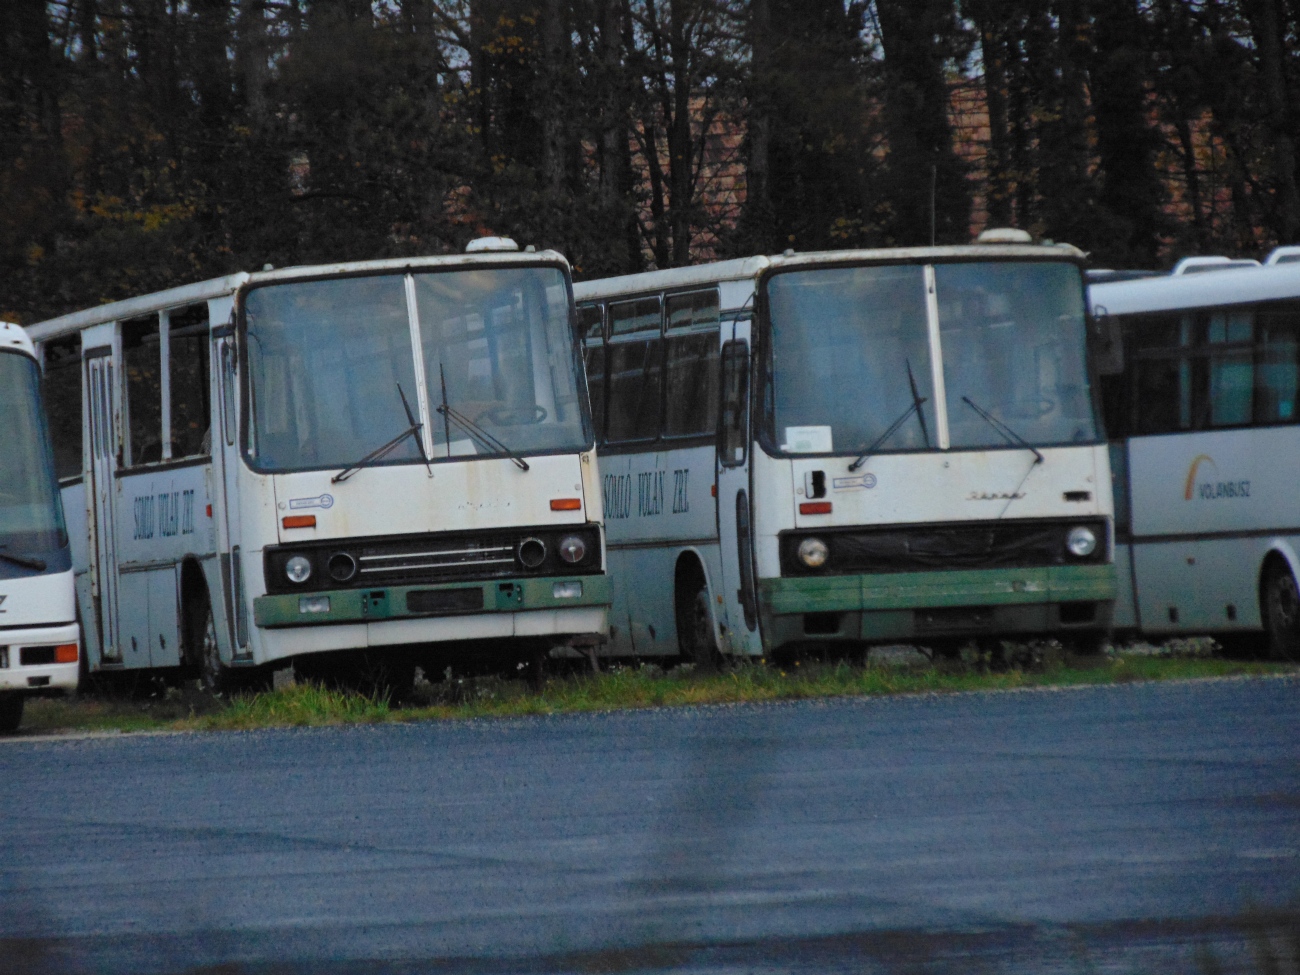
1183 454 1250 501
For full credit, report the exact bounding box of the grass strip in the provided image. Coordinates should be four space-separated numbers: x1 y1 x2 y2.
17 654 1296 736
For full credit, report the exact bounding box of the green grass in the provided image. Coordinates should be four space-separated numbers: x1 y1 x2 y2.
16 650 1297 736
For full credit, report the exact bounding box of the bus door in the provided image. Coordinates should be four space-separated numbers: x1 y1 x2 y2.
83 325 122 664
716 322 762 655
211 297 248 660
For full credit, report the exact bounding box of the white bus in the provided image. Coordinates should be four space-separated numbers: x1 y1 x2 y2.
0 322 80 731
1092 253 1300 658
574 241 1116 663
28 242 608 690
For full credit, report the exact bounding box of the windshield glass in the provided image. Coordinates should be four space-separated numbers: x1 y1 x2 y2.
937 261 1096 447
416 267 587 456
244 267 587 472
245 275 422 471
766 264 937 455
0 351 67 559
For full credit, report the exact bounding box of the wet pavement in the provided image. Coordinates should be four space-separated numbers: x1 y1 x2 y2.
1 676 1297 973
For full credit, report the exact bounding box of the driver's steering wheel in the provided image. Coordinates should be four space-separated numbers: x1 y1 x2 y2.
476 404 549 426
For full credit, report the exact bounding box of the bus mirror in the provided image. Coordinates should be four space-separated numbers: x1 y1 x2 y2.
1090 306 1123 376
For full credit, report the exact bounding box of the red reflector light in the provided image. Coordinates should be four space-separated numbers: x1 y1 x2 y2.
550 498 581 511
283 515 317 529
206 504 213 518
800 501 832 515
54 644 79 664
711 484 717 497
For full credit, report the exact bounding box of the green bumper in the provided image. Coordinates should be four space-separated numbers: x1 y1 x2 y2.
758 564 1116 648
254 574 611 629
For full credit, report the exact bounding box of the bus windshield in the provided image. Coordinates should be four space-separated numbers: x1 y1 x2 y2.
937 261 1096 448
0 351 67 564
244 266 589 472
765 260 1096 455
766 264 938 456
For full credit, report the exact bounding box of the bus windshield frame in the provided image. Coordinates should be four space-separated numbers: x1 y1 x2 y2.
0 349 69 573
239 263 593 475
757 256 1100 459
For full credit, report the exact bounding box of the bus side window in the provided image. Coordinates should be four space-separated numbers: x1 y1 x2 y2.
122 315 163 467
606 296 663 443
1256 302 1300 424
578 302 606 442
168 305 211 457
664 290 720 439
719 339 749 466
41 334 83 480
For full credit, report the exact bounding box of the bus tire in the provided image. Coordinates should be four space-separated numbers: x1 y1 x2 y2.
1262 560 1300 662
0 692 24 733
189 592 228 694
678 580 720 671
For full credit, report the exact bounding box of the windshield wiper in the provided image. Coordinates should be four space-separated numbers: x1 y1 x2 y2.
961 396 1044 465
848 359 930 472
331 383 431 484
0 546 46 571
436 364 530 472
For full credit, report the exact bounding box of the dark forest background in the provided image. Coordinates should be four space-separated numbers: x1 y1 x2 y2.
2 0 1298 321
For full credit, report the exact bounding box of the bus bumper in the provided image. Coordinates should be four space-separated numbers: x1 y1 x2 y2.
0 622 80 694
757 564 1116 650
251 575 611 658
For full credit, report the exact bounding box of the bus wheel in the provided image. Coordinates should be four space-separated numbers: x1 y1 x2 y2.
1263 561 1300 662
190 595 227 694
0 692 24 733
679 583 720 671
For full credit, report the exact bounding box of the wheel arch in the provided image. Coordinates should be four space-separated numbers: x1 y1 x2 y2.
1259 541 1300 606
673 547 721 649
178 555 211 670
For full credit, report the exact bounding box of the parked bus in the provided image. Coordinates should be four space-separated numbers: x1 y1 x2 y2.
0 322 79 731
1092 252 1300 658
28 241 608 689
574 239 1115 663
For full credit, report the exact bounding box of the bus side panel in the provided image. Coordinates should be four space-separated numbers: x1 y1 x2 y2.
115 463 215 667
1128 428 1299 635
1131 536 1277 635
601 443 718 657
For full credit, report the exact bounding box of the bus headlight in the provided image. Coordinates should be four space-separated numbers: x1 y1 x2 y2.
558 535 587 564
797 537 829 569
1066 526 1097 558
285 555 313 584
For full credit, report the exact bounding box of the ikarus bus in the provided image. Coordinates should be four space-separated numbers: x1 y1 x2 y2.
0 322 79 731
28 240 608 688
1092 250 1300 658
575 236 1115 662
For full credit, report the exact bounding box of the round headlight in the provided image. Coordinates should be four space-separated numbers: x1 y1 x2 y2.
558 535 587 564
518 537 547 569
797 537 829 569
1066 526 1097 558
327 552 357 582
285 555 313 584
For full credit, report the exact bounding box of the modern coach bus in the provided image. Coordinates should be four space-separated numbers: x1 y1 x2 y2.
1092 253 1300 659
574 240 1115 663
0 322 79 731
28 242 608 690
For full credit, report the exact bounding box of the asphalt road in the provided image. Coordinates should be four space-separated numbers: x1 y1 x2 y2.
1 677 1297 975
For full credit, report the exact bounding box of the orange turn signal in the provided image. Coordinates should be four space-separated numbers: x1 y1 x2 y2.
54 644 79 664
283 515 317 529
550 498 581 511
799 501 832 515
